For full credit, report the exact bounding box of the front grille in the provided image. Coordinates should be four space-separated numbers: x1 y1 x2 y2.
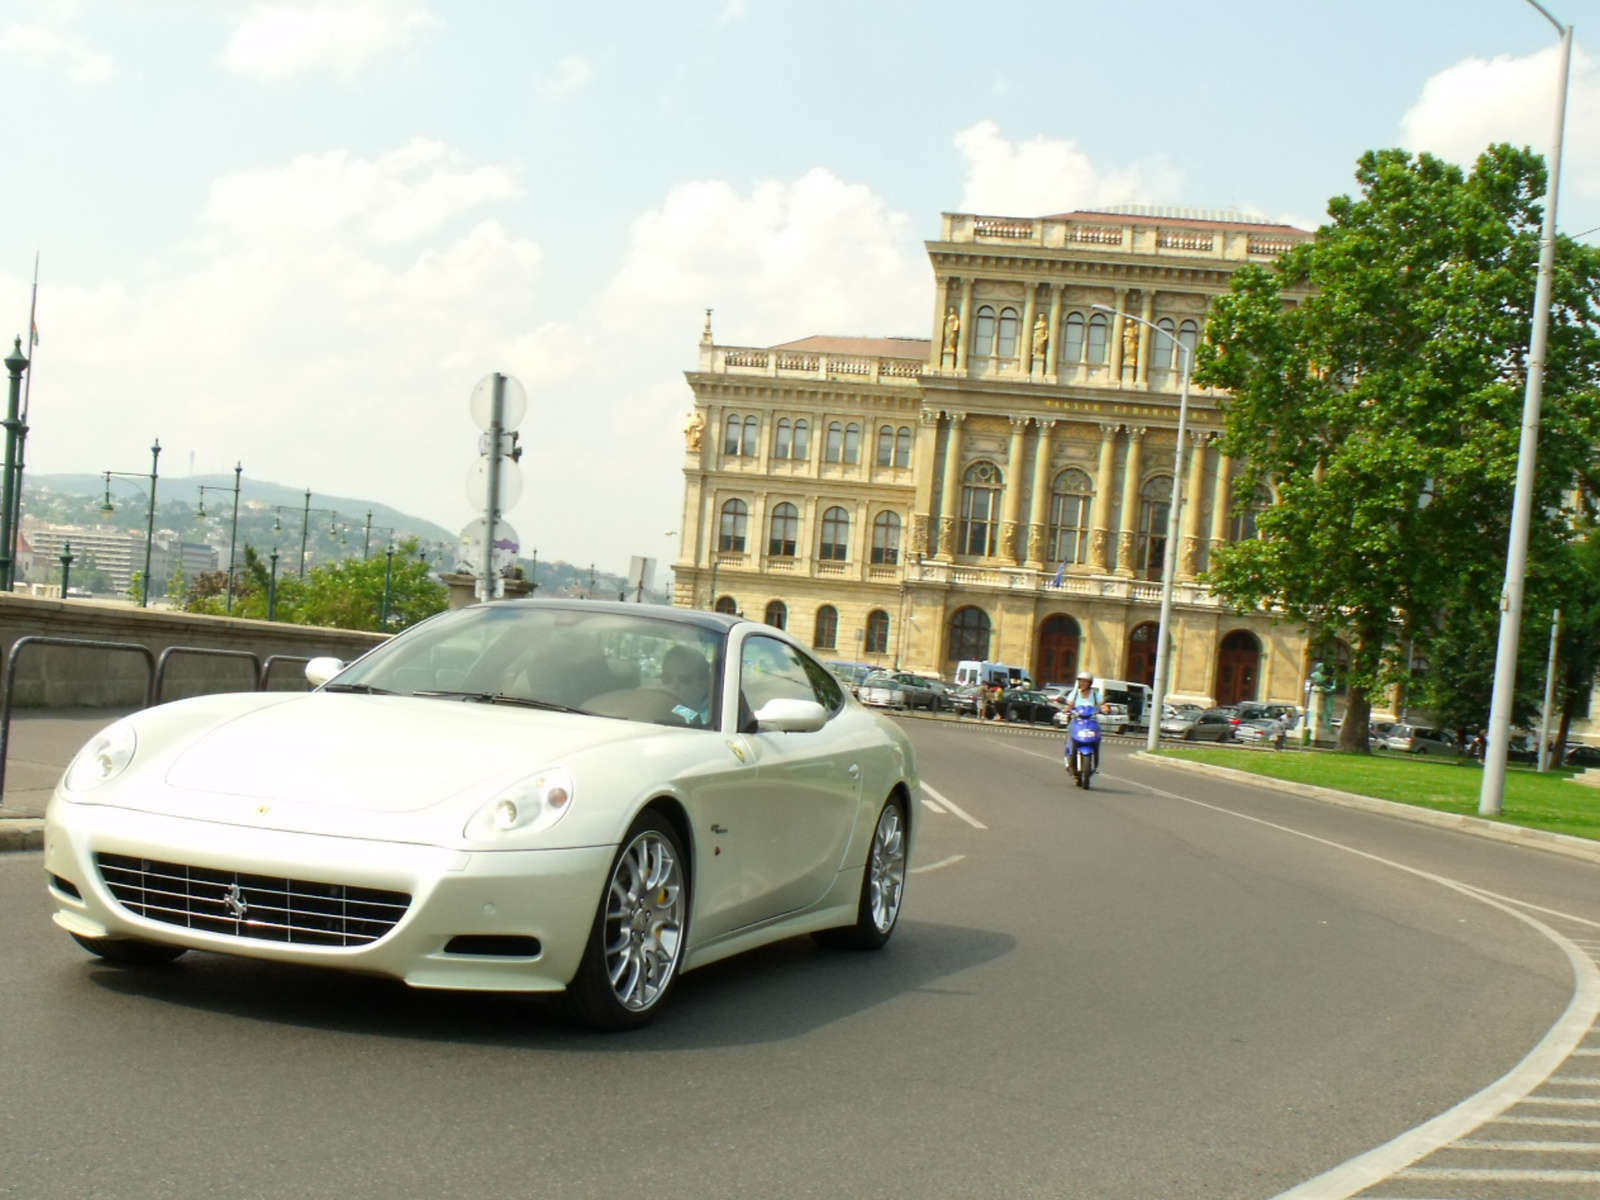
95 853 411 948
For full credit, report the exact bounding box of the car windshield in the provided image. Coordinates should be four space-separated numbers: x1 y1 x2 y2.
330 604 726 729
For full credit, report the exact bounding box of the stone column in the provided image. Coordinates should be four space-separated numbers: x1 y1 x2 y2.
1116 426 1145 577
936 412 965 560
1025 418 1055 569
954 279 974 374
1179 432 1209 581
999 417 1029 563
1135 291 1154 386
911 409 941 560
1089 424 1118 573
931 277 953 370
1044 285 1063 380
1209 450 1234 562
1020 284 1039 376
1108 287 1129 382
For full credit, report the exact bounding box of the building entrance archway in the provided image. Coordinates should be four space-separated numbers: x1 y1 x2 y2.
1035 614 1081 685
1125 622 1159 687
1216 630 1262 707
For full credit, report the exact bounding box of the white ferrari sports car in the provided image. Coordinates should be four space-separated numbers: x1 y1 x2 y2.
44 601 918 1029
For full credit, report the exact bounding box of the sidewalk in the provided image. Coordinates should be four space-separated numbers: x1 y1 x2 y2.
0 709 130 849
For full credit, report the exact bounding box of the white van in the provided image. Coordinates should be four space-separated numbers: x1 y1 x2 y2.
954 660 1027 689
1095 678 1152 729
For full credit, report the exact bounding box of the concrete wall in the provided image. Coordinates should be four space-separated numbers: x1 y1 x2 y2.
0 595 389 708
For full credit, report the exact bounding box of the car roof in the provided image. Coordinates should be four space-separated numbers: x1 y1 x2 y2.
480 598 744 633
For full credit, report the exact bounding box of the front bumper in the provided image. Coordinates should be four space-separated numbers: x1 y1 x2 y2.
44 798 614 993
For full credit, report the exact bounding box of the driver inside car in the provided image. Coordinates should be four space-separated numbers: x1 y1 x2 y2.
660 645 714 727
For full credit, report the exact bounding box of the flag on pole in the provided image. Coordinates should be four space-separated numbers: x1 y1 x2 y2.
1052 560 1066 588
29 318 38 347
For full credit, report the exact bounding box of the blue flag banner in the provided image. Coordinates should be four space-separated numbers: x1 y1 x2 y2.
1052 561 1066 588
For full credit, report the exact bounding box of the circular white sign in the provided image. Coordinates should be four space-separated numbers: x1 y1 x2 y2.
455 518 521 574
469 374 528 432
465 458 523 510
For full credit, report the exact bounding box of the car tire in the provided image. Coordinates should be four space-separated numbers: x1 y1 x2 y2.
70 933 187 966
555 809 689 1032
816 795 907 952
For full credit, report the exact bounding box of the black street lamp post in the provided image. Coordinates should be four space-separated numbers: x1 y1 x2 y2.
0 337 29 590
273 490 339 578
268 548 280 621
381 543 396 629
99 439 161 607
59 542 72 597
195 461 243 613
362 511 396 560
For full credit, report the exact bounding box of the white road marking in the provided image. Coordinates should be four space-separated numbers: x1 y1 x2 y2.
920 796 947 814
921 783 987 830
1524 1096 1600 1106
1492 1114 1600 1127
1398 1167 1600 1182
910 854 966 874
1454 1138 1600 1151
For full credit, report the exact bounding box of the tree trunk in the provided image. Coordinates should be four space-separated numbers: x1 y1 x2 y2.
1557 699 1576 768
1337 685 1372 753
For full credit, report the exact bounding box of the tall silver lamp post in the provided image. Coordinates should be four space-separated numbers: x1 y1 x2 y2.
1093 305 1193 752
1481 0 1573 815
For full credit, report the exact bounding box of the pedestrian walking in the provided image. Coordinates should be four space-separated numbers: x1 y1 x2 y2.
1271 713 1288 751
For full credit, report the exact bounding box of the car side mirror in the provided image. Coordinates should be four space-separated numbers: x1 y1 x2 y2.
753 698 827 733
305 657 345 688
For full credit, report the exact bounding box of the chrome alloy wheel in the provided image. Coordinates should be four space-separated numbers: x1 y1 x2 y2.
603 830 686 1012
867 802 907 934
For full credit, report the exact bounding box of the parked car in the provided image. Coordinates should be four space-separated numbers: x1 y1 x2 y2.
1384 724 1458 756
1233 718 1280 745
824 661 873 698
889 672 942 711
1064 701 1132 735
1566 744 1600 768
858 674 909 710
1181 707 1241 742
948 683 985 718
1002 688 1063 725
43 599 918 1030
1234 701 1299 724
1160 711 1201 738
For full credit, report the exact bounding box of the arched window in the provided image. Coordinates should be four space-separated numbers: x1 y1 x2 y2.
814 605 838 650
825 421 844 463
820 506 850 561
894 426 912 468
843 423 861 464
718 498 748 553
1048 469 1093 565
792 419 810 459
1126 621 1159 687
1178 319 1200 365
865 610 890 655
742 415 759 457
723 414 742 455
959 461 1003 557
715 595 738 614
768 502 798 557
876 424 895 466
1137 475 1174 578
1230 485 1271 541
871 511 902 565
1217 629 1262 707
947 607 991 662
1063 312 1086 363
775 417 793 459
1086 313 1109 364
1156 318 1178 370
764 600 787 630
996 307 1020 359
974 305 997 357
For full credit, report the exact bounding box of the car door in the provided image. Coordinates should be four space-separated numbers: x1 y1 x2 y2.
727 631 862 929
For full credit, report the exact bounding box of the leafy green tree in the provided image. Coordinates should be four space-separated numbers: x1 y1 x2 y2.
1196 144 1600 752
71 551 114 594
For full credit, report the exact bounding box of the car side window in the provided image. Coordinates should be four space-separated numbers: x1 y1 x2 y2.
796 650 844 713
740 636 821 716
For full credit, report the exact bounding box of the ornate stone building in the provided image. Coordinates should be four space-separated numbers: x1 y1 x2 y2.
674 204 1318 707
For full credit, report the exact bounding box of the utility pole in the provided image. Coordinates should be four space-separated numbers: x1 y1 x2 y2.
0 338 27 590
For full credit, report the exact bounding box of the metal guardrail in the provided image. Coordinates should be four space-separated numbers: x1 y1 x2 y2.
154 646 262 706
260 654 313 690
0 637 157 800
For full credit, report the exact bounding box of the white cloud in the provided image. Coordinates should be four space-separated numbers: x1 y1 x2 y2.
539 55 592 98
0 23 112 81
223 0 440 79
1401 44 1600 201
718 0 749 25
204 138 520 243
954 120 1182 216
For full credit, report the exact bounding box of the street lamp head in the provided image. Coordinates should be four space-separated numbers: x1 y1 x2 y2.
1091 303 1116 314
195 495 207 520
5 337 26 374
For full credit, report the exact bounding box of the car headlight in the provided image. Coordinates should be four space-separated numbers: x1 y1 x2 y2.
464 768 575 839
64 720 138 793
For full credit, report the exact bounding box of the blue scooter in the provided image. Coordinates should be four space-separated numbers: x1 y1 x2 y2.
1066 702 1101 789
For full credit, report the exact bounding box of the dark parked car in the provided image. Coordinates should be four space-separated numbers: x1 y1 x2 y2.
1565 744 1600 768
1182 707 1241 742
948 683 985 718
890 672 942 711
1001 688 1063 725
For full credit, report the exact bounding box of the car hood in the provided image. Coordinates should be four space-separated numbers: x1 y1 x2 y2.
162 693 654 813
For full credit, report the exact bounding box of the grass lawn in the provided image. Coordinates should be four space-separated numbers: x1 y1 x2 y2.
1156 745 1600 842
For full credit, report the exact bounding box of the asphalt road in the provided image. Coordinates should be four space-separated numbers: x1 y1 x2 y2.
3 718 1599 1199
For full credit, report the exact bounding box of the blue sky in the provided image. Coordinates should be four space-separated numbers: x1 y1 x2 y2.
1 0 1595 571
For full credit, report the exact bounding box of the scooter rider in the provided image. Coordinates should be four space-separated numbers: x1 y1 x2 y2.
1062 669 1102 713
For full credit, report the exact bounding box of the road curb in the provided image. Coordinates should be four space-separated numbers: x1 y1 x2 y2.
0 819 43 853
1131 751 1600 869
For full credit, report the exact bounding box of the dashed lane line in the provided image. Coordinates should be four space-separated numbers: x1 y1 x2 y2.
919 783 987 830
910 854 966 875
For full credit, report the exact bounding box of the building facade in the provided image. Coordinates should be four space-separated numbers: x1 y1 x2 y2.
675 204 1318 707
